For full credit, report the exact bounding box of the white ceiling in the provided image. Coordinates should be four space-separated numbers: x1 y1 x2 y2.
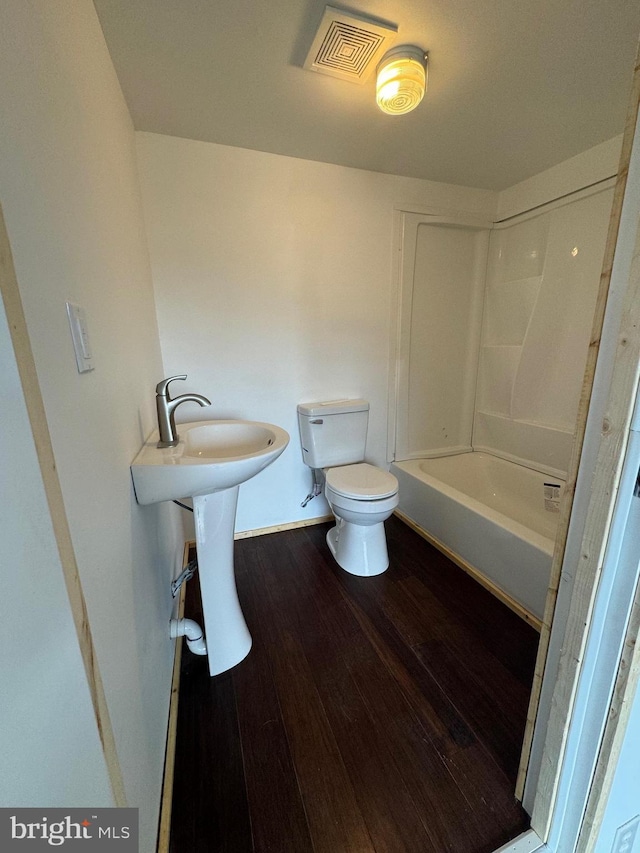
93 0 640 190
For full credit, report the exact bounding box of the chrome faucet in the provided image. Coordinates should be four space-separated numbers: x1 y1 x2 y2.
155 375 211 448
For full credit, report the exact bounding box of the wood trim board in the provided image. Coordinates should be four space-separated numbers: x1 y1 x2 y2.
156 542 190 853
234 514 333 540
523 38 640 840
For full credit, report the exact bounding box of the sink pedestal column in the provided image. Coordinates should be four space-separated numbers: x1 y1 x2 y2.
193 487 252 676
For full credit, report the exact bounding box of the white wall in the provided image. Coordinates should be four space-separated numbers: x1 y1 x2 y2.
0 285 113 807
497 135 622 221
136 132 497 532
0 4 179 850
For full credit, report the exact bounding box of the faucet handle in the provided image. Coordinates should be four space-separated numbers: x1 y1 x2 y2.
156 375 187 397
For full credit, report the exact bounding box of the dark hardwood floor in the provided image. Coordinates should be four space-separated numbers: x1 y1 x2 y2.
169 516 537 853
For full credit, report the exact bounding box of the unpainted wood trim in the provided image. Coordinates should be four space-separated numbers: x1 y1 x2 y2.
394 510 543 631
0 202 126 805
233 515 333 539
156 541 190 853
518 123 639 804
526 41 640 836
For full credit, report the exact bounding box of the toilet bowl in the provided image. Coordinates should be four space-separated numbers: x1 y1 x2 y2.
324 462 399 576
297 399 399 576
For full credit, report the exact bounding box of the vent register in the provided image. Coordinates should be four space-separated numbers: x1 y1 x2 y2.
304 6 398 84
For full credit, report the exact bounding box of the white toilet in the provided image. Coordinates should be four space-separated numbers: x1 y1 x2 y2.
297 399 399 576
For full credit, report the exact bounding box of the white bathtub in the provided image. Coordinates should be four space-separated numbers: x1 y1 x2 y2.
391 452 565 624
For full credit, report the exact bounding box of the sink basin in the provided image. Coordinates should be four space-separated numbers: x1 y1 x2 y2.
184 422 278 459
131 417 289 677
131 419 290 505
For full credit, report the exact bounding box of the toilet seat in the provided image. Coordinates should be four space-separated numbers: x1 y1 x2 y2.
325 487 399 517
325 463 398 500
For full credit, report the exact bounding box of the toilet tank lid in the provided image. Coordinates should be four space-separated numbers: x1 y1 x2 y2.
297 398 369 417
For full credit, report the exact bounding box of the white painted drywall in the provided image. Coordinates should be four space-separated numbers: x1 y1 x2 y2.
0 281 113 807
136 131 497 532
0 3 180 849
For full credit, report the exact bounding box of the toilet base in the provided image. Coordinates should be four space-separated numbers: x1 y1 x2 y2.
326 518 389 576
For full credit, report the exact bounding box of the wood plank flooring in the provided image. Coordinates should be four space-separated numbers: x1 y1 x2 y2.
169 516 537 853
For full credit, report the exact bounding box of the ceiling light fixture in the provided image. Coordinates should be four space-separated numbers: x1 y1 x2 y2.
376 46 428 115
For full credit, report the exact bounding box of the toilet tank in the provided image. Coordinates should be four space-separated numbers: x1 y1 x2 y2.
297 399 369 468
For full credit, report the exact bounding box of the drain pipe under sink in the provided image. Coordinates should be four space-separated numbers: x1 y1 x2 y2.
169 618 207 655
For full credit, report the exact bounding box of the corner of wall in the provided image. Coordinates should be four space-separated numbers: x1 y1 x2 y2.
496 136 623 221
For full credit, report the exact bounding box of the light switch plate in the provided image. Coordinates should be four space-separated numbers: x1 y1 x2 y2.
66 302 94 373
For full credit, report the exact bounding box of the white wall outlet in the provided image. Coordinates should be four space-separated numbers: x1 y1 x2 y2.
65 302 94 373
612 815 640 853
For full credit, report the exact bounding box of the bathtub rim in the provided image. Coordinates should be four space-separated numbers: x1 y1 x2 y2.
392 455 561 553
395 445 568 488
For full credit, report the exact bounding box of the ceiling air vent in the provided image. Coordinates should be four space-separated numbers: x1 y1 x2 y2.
304 6 398 84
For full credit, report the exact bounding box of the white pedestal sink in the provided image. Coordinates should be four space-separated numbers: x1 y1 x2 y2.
131 419 289 675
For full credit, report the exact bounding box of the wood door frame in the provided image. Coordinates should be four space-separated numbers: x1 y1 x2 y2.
517 37 640 848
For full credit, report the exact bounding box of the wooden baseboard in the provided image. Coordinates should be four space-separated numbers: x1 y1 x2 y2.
156 542 190 853
233 515 333 540
394 510 543 632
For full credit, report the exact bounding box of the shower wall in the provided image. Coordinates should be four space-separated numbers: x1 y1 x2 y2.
396 183 615 475
395 214 490 460
474 184 615 475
